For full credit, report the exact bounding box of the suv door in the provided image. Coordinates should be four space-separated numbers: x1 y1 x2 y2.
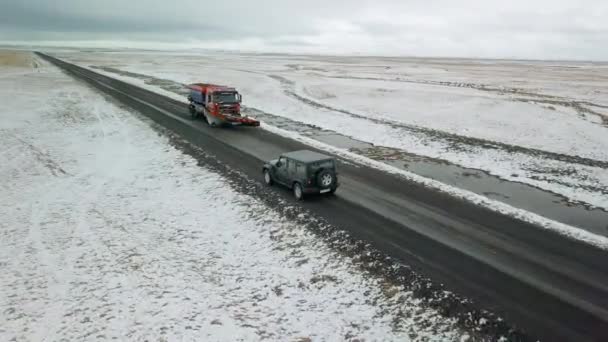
287 159 297 184
295 162 306 185
274 156 288 184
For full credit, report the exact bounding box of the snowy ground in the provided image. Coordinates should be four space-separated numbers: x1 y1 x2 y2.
54 50 608 211
0 52 482 340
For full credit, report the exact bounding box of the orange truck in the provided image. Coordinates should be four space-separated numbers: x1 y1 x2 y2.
187 83 259 127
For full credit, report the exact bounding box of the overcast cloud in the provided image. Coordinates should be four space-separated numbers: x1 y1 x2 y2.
1 0 607 60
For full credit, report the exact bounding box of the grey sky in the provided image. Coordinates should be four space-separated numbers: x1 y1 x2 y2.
1 0 607 60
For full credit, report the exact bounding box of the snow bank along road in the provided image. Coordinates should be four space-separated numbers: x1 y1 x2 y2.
38 53 608 341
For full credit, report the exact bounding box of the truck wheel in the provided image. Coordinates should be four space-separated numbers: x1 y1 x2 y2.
264 169 273 186
293 183 304 200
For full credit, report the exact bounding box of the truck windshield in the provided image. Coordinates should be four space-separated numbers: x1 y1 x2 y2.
213 92 239 103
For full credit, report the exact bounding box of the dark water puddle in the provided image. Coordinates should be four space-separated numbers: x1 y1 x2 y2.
96 65 608 237
382 155 608 236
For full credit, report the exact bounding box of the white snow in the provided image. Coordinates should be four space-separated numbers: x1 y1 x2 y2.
291 77 608 161
1 52 470 340
55 51 608 211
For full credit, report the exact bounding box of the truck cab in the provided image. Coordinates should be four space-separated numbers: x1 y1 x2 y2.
187 83 258 127
205 89 242 116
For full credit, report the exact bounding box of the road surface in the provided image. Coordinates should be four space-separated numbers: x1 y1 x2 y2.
38 52 608 342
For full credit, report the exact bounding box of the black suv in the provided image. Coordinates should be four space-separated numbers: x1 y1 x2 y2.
263 150 339 200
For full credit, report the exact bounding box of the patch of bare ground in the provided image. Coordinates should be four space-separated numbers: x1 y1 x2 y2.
0 50 33 68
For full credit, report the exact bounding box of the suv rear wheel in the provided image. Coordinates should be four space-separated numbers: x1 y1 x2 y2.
293 183 304 200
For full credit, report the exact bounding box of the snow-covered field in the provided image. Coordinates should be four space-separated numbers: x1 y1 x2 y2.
1 52 478 340
55 50 608 211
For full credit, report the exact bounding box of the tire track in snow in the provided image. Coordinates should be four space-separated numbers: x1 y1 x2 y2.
26 178 76 340
24 95 108 340
82 101 162 335
61 98 148 339
19 90 136 340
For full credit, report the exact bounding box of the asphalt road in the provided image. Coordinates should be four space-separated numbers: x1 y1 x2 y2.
38 52 608 342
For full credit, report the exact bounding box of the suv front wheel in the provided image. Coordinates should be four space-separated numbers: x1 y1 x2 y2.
293 183 304 200
264 169 273 185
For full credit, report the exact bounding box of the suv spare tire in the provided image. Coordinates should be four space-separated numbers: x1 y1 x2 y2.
316 169 336 188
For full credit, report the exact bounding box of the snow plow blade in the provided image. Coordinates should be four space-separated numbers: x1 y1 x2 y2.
227 116 260 126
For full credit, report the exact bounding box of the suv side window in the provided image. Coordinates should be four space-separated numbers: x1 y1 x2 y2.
296 162 305 178
288 159 296 175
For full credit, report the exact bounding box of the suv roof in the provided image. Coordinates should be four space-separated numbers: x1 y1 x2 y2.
282 150 333 163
